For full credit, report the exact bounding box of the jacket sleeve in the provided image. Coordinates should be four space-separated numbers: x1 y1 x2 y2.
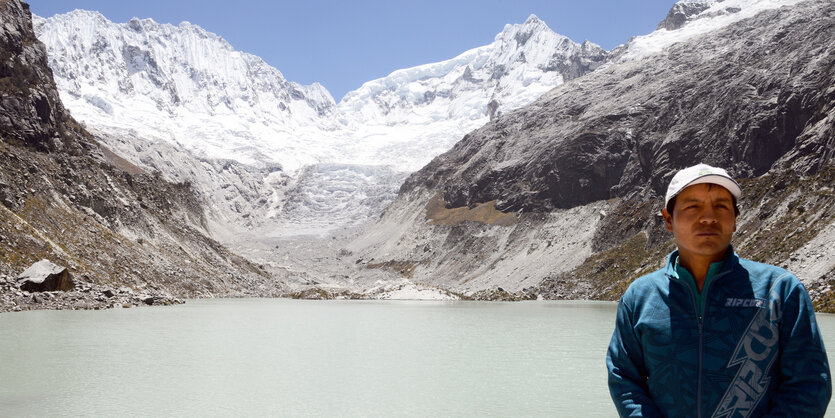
607 297 663 417
767 281 832 416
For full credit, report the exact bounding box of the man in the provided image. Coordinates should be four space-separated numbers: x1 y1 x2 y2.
606 163 831 417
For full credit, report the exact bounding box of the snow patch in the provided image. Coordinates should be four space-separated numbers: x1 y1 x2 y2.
619 0 804 62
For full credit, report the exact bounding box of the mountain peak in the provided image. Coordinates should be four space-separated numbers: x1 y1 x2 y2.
657 1 713 30
523 14 543 25
126 16 159 32
515 14 549 32
52 9 108 24
496 14 559 47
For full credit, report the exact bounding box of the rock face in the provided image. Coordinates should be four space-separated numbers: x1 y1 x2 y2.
656 2 713 31
0 0 82 154
18 259 74 292
346 0 835 308
0 0 287 312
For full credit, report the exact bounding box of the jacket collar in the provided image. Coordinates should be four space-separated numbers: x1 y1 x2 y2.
664 245 739 280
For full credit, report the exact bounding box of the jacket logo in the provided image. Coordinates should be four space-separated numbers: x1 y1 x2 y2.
724 298 766 308
713 296 781 417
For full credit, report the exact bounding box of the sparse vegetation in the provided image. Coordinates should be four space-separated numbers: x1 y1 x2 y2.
366 260 427 278
735 167 835 265
425 193 517 226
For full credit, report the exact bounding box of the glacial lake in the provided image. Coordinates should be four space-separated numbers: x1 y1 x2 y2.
1 299 834 417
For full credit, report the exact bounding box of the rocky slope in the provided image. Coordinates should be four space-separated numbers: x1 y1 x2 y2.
0 0 286 312
344 0 835 308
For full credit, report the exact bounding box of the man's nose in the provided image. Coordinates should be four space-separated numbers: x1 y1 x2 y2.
699 206 717 223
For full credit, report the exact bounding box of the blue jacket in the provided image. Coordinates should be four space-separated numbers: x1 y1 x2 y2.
607 249 831 417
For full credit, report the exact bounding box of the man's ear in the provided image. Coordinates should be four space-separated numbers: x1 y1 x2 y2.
662 208 673 232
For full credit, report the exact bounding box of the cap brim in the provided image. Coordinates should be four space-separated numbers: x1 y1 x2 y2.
680 175 742 200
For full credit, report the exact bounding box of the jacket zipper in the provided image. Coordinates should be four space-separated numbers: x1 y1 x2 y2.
674 274 706 418
690 284 704 418
697 315 703 418
680 271 725 418
669 255 734 417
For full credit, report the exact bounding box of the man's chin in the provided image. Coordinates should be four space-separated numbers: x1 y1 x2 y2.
695 244 730 258
679 241 730 258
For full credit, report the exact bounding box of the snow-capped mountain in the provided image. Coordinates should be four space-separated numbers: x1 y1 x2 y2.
342 15 604 125
336 15 608 170
616 0 805 62
34 11 607 238
32 0 801 240
34 12 606 172
33 10 339 170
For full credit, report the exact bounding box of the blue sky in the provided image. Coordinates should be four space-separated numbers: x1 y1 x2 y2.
30 0 677 101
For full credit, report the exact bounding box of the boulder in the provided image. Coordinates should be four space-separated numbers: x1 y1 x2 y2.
17 259 75 292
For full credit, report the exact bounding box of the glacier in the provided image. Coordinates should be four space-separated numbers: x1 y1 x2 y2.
33 11 607 240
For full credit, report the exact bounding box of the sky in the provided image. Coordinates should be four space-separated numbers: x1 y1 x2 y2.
29 0 679 101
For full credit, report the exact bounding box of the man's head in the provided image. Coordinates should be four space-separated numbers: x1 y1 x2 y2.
661 164 742 263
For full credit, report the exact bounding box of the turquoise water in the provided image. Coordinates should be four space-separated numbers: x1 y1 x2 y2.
0 299 833 417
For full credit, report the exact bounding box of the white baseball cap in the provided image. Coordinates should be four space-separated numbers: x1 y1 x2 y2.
665 163 742 208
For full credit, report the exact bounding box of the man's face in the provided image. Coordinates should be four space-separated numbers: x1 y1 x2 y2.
662 183 737 263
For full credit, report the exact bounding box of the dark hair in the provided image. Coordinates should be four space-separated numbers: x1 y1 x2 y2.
666 188 740 217
666 196 677 216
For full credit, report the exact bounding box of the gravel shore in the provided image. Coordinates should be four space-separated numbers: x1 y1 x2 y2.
0 274 184 313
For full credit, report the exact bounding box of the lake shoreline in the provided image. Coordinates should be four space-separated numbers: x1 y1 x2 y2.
5 276 830 314
0 275 554 313
0 273 184 313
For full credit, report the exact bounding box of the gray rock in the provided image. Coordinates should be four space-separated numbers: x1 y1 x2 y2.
656 2 712 31
18 259 75 292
